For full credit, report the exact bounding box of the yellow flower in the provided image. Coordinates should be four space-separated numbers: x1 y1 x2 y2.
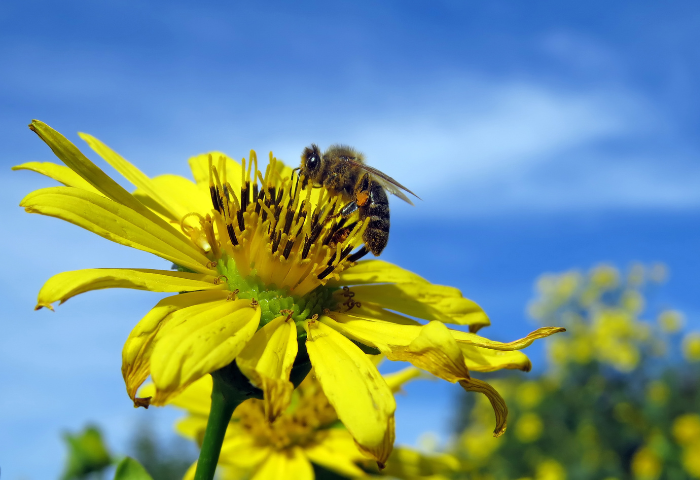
146 366 458 479
514 412 543 443
683 332 700 362
18 120 563 465
630 446 661 480
672 414 700 446
657 310 684 333
535 459 566 480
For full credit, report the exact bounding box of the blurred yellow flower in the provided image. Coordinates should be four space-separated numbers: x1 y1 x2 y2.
535 459 566 480
681 441 700 478
631 446 661 480
19 120 564 466
657 310 684 333
645 381 669 406
683 333 700 362
672 414 700 446
514 412 543 443
590 264 620 290
516 382 543 409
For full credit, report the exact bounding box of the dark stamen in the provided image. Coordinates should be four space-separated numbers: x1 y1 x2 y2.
347 245 370 262
227 223 239 246
210 186 222 213
317 264 336 280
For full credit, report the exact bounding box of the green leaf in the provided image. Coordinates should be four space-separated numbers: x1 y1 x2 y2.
114 457 154 480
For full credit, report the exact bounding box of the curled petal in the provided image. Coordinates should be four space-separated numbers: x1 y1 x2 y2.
36 268 224 310
459 377 508 437
451 326 566 351
460 346 532 373
304 318 396 465
236 315 298 421
150 299 260 404
383 366 423 393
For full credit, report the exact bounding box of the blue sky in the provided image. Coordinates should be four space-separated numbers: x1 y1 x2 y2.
2 1 700 478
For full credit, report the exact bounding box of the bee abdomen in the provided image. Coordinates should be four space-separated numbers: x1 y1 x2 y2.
363 184 390 255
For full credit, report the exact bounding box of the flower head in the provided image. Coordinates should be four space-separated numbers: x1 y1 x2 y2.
18 120 563 465
147 366 458 480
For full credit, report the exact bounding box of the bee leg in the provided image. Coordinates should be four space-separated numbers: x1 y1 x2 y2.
347 245 370 262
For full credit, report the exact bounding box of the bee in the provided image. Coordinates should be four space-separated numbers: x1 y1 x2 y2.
299 144 419 260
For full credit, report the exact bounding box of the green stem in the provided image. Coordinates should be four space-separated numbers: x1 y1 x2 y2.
193 372 245 480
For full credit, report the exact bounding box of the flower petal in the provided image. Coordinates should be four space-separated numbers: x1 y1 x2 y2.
79 133 191 222
122 291 230 403
304 318 396 466
236 315 298 421
304 429 367 478
20 187 213 274
188 152 243 189
459 377 508 437
12 162 101 193
460 346 532 373
326 260 427 287
382 366 423 393
451 326 566 351
133 174 212 222
29 120 195 247
150 298 261 404
250 448 312 480
36 268 224 310
345 283 490 328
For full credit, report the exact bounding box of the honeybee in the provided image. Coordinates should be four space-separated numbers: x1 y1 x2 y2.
299 144 419 260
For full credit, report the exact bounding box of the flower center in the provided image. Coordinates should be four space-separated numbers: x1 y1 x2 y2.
182 152 371 330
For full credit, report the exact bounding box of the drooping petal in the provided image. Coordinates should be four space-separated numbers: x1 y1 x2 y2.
36 268 225 310
12 162 101 193
236 315 298 421
20 187 213 274
141 375 213 418
326 260 427 287
380 321 508 437
29 120 194 247
80 133 190 222
304 429 367 478
322 317 508 436
150 299 261 404
122 291 230 403
343 283 490 328
250 448 313 480
304 318 396 466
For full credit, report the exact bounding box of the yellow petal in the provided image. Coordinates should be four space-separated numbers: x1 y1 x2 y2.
344 283 490 328
459 377 508 437
451 326 566 351
382 366 423 393
36 268 224 310
304 318 395 465
12 162 101 193
20 187 213 275
335 302 421 326
133 174 212 222
150 299 260 404
219 434 271 469
188 152 243 189
146 375 213 416
320 312 419 352
182 462 197 480
28 120 195 249
250 448 312 480
304 429 367 478
460 346 532 372
122 291 230 402
236 315 298 421
326 260 427 287
175 416 208 443
79 133 191 222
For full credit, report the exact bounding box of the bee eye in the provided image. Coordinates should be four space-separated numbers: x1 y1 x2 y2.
307 155 319 170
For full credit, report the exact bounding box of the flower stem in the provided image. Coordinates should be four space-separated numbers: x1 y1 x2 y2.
193 372 245 480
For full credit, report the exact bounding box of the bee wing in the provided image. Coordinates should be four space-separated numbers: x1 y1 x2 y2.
344 159 420 206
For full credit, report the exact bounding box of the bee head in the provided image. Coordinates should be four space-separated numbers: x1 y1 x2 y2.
300 144 323 185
